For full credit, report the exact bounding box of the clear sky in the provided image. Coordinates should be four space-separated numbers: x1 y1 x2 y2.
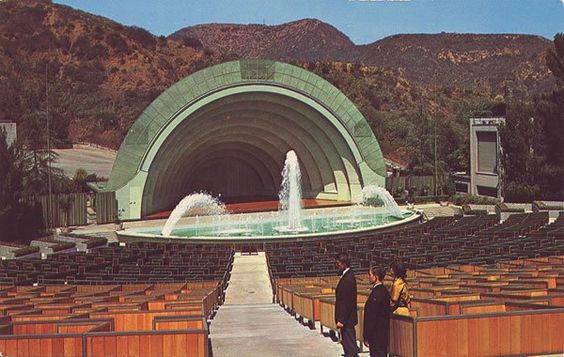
54 0 564 45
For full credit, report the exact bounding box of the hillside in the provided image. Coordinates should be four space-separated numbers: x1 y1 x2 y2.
358 33 554 96
0 0 220 148
172 23 554 96
0 1 558 174
170 19 357 61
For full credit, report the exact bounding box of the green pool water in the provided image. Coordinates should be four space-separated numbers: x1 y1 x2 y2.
135 209 416 239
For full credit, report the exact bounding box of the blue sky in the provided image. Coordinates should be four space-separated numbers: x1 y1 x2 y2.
55 0 564 45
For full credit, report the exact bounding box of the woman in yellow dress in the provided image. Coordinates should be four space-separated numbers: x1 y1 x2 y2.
389 261 410 316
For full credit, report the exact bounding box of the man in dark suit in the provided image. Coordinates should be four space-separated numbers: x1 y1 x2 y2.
335 252 358 357
363 266 391 357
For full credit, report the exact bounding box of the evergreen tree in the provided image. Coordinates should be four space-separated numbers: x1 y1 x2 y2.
17 110 63 195
540 33 564 199
0 129 24 209
500 102 542 201
0 130 43 241
546 34 564 86
501 33 564 201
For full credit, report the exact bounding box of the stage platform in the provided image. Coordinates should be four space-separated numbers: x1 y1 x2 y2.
143 199 351 220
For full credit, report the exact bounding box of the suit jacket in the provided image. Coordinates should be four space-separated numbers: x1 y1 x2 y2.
335 269 358 326
363 284 391 348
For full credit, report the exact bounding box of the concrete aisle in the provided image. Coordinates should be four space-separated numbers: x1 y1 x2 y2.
209 252 343 357
222 252 273 305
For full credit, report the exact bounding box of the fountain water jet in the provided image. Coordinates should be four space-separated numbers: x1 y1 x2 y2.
361 185 404 218
275 150 308 233
161 193 226 236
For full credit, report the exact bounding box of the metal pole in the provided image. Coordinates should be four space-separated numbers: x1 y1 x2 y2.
46 64 53 229
434 120 438 196
433 74 438 196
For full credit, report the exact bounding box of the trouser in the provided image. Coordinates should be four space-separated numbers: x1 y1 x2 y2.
368 343 387 357
340 324 358 357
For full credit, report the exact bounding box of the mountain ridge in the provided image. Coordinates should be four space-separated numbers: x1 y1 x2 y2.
170 18 357 61
172 22 554 96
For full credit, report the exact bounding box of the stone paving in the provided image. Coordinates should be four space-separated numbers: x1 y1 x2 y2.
209 253 345 357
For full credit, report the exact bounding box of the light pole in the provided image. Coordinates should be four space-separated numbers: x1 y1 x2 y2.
433 71 438 197
434 117 438 196
46 64 53 229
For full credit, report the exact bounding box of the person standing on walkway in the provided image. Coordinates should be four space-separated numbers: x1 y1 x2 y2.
363 266 391 357
389 261 410 316
335 252 358 357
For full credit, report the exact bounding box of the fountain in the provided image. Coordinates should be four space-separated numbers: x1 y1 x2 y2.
161 192 226 236
361 185 404 219
127 151 419 240
275 150 309 233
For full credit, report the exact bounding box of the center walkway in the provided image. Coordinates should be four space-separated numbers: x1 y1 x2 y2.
209 252 343 357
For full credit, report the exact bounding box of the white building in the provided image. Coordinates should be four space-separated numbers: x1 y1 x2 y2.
0 122 17 147
469 117 505 199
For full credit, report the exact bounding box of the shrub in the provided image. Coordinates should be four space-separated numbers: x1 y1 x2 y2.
63 61 107 85
181 36 203 50
157 35 167 46
13 246 40 257
72 35 109 60
18 30 56 52
407 186 418 199
51 242 76 252
0 202 44 244
126 26 156 48
533 201 564 210
420 185 431 196
503 182 539 203
393 186 405 198
451 194 500 206
86 237 107 249
462 205 489 215
412 195 450 204
105 33 131 54
441 181 456 196
6 4 46 36
92 25 104 41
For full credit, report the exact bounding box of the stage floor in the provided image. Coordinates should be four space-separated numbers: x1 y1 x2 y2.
143 199 351 220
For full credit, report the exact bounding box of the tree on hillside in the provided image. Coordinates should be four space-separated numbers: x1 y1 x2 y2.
539 33 564 199
0 130 43 242
406 110 436 176
501 33 564 201
17 110 63 195
546 34 564 86
0 129 24 210
500 102 543 201
0 78 23 123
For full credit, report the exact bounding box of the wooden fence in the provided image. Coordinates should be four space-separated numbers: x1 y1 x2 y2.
29 193 88 228
385 175 450 196
25 192 117 227
95 192 117 225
